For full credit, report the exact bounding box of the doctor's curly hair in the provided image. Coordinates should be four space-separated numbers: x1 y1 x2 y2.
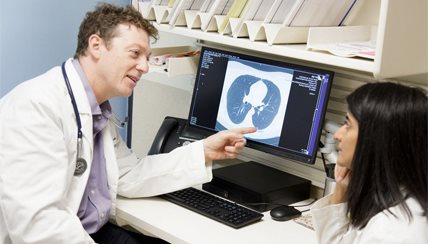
74 3 158 58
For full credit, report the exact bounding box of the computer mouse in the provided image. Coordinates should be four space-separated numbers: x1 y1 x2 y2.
269 205 301 221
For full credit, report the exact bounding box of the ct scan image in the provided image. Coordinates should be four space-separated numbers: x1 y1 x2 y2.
216 59 292 146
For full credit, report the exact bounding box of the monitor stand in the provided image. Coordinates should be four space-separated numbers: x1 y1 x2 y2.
202 161 311 212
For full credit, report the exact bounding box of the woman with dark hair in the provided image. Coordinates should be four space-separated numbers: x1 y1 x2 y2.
311 82 427 243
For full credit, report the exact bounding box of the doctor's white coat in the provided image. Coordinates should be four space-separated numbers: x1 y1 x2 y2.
0 59 212 243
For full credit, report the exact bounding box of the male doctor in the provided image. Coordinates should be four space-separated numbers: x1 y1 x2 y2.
0 3 255 244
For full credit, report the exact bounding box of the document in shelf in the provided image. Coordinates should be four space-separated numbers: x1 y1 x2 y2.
339 0 366 26
218 0 248 33
168 0 176 7
150 0 162 5
230 0 263 37
199 0 215 12
263 0 281 23
251 0 276 21
150 0 169 5
168 0 199 24
209 0 234 15
265 0 304 25
307 40 375 59
289 0 358 27
234 0 263 23
191 0 207 9
200 0 234 31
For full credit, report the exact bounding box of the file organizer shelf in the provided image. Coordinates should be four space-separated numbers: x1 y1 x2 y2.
183 10 201 29
238 21 265 41
211 15 227 33
170 10 187 26
197 12 217 31
230 22 309 44
221 17 241 35
135 0 427 80
146 5 172 23
262 25 309 45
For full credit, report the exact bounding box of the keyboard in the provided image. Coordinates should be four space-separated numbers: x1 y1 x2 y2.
161 187 264 229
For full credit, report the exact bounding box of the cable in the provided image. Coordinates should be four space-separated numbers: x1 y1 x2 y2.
321 150 328 175
321 149 336 179
239 202 281 207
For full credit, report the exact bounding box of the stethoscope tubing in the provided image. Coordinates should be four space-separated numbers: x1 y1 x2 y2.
61 61 87 175
61 61 83 140
61 60 126 175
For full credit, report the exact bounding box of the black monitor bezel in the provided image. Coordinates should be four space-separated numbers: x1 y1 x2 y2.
187 46 334 164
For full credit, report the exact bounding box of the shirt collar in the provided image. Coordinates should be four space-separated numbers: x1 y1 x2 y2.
71 59 111 117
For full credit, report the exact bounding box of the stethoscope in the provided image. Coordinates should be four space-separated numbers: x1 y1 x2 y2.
61 61 127 176
62 62 87 176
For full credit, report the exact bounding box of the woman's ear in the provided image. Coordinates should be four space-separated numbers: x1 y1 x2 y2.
86 34 104 59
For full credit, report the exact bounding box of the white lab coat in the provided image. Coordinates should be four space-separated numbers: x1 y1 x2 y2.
311 195 428 244
0 59 212 244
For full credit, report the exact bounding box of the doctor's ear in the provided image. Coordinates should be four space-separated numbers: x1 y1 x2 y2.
86 34 105 59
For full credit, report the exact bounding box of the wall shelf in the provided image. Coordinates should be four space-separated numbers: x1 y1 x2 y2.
145 0 427 80
155 24 375 75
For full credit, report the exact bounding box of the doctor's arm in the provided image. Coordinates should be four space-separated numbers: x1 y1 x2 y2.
114 125 255 198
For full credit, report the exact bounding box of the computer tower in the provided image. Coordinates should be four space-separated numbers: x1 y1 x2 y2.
202 161 311 212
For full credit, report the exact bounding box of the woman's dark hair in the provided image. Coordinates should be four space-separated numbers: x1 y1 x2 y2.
346 82 427 228
74 3 158 58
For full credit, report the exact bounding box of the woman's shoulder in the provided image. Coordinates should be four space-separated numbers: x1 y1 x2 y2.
362 197 427 242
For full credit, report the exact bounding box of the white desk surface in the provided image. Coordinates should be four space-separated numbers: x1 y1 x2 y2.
115 188 317 244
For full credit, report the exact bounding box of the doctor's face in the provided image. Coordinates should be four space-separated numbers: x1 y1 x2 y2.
334 113 358 169
97 24 151 100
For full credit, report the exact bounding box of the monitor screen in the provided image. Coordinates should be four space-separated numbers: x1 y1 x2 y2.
187 46 333 164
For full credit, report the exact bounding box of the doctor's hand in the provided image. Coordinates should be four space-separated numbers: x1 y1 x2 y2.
203 127 256 161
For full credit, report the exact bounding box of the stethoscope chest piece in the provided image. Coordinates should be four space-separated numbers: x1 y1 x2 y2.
74 137 88 176
74 158 87 176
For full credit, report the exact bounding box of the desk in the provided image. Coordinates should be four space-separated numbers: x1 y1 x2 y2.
115 188 317 244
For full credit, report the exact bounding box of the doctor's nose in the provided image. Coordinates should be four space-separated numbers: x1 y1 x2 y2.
136 59 149 74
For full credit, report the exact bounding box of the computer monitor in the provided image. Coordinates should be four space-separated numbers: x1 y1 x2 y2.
187 46 333 164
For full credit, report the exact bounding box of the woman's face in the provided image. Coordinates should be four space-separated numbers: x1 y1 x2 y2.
334 112 359 169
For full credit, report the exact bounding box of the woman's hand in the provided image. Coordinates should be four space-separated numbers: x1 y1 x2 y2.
203 127 256 161
330 164 351 204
